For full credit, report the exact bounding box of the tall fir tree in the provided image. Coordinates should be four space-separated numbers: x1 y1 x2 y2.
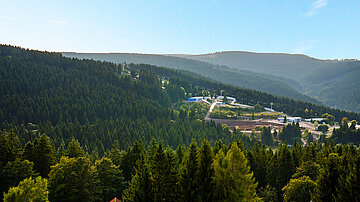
23 135 56 178
313 153 343 202
197 139 215 202
179 139 199 201
65 138 84 158
213 143 259 201
122 154 153 202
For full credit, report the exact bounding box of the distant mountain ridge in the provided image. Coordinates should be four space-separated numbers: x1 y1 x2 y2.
62 52 318 104
169 51 360 112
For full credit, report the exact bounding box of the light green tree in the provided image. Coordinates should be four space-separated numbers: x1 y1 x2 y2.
282 176 316 202
3 176 49 202
213 142 259 201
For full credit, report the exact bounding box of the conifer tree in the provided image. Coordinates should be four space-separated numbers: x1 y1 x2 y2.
150 142 179 201
0 130 22 166
336 152 360 201
23 135 56 178
179 139 199 201
277 144 296 190
95 157 126 201
65 138 84 158
122 155 152 202
292 160 320 180
313 153 343 202
0 159 34 200
260 127 273 146
213 143 259 201
120 140 145 182
197 139 215 202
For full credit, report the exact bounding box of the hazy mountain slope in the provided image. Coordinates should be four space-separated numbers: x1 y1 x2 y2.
170 51 330 80
62 52 318 103
302 61 360 112
173 51 360 112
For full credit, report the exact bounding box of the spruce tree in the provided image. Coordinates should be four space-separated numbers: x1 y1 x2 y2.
197 139 214 202
95 157 126 201
150 142 179 201
213 143 259 201
65 138 84 158
122 155 153 202
336 152 360 201
179 139 199 201
277 144 295 190
313 153 343 202
24 135 56 178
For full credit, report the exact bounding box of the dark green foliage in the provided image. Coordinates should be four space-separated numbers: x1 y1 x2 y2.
179 139 199 201
95 157 126 201
197 139 215 202
313 153 343 202
65 138 85 158
2 45 360 201
119 140 145 182
260 127 273 146
23 135 56 178
278 122 301 144
122 155 152 202
336 151 360 201
0 159 34 199
277 144 296 192
292 160 320 181
48 157 100 202
332 118 360 145
134 64 360 122
258 185 279 202
250 143 269 188
150 142 180 201
0 130 22 166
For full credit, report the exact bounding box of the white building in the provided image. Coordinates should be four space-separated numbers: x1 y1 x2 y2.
217 96 236 104
278 116 302 122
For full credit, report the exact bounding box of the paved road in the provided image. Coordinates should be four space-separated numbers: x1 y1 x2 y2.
205 99 217 120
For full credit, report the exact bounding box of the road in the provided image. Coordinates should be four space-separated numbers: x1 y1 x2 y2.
205 98 217 120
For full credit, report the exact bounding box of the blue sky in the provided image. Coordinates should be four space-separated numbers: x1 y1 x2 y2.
1 0 359 59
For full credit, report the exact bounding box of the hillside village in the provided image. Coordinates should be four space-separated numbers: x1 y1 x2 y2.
185 94 360 145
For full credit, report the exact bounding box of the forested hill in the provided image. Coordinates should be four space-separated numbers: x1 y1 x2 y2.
62 52 318 104
174 51 360 112
0 45 255 152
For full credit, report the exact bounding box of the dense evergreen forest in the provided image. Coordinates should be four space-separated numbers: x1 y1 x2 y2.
1 45 360 201
1 130 360 201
